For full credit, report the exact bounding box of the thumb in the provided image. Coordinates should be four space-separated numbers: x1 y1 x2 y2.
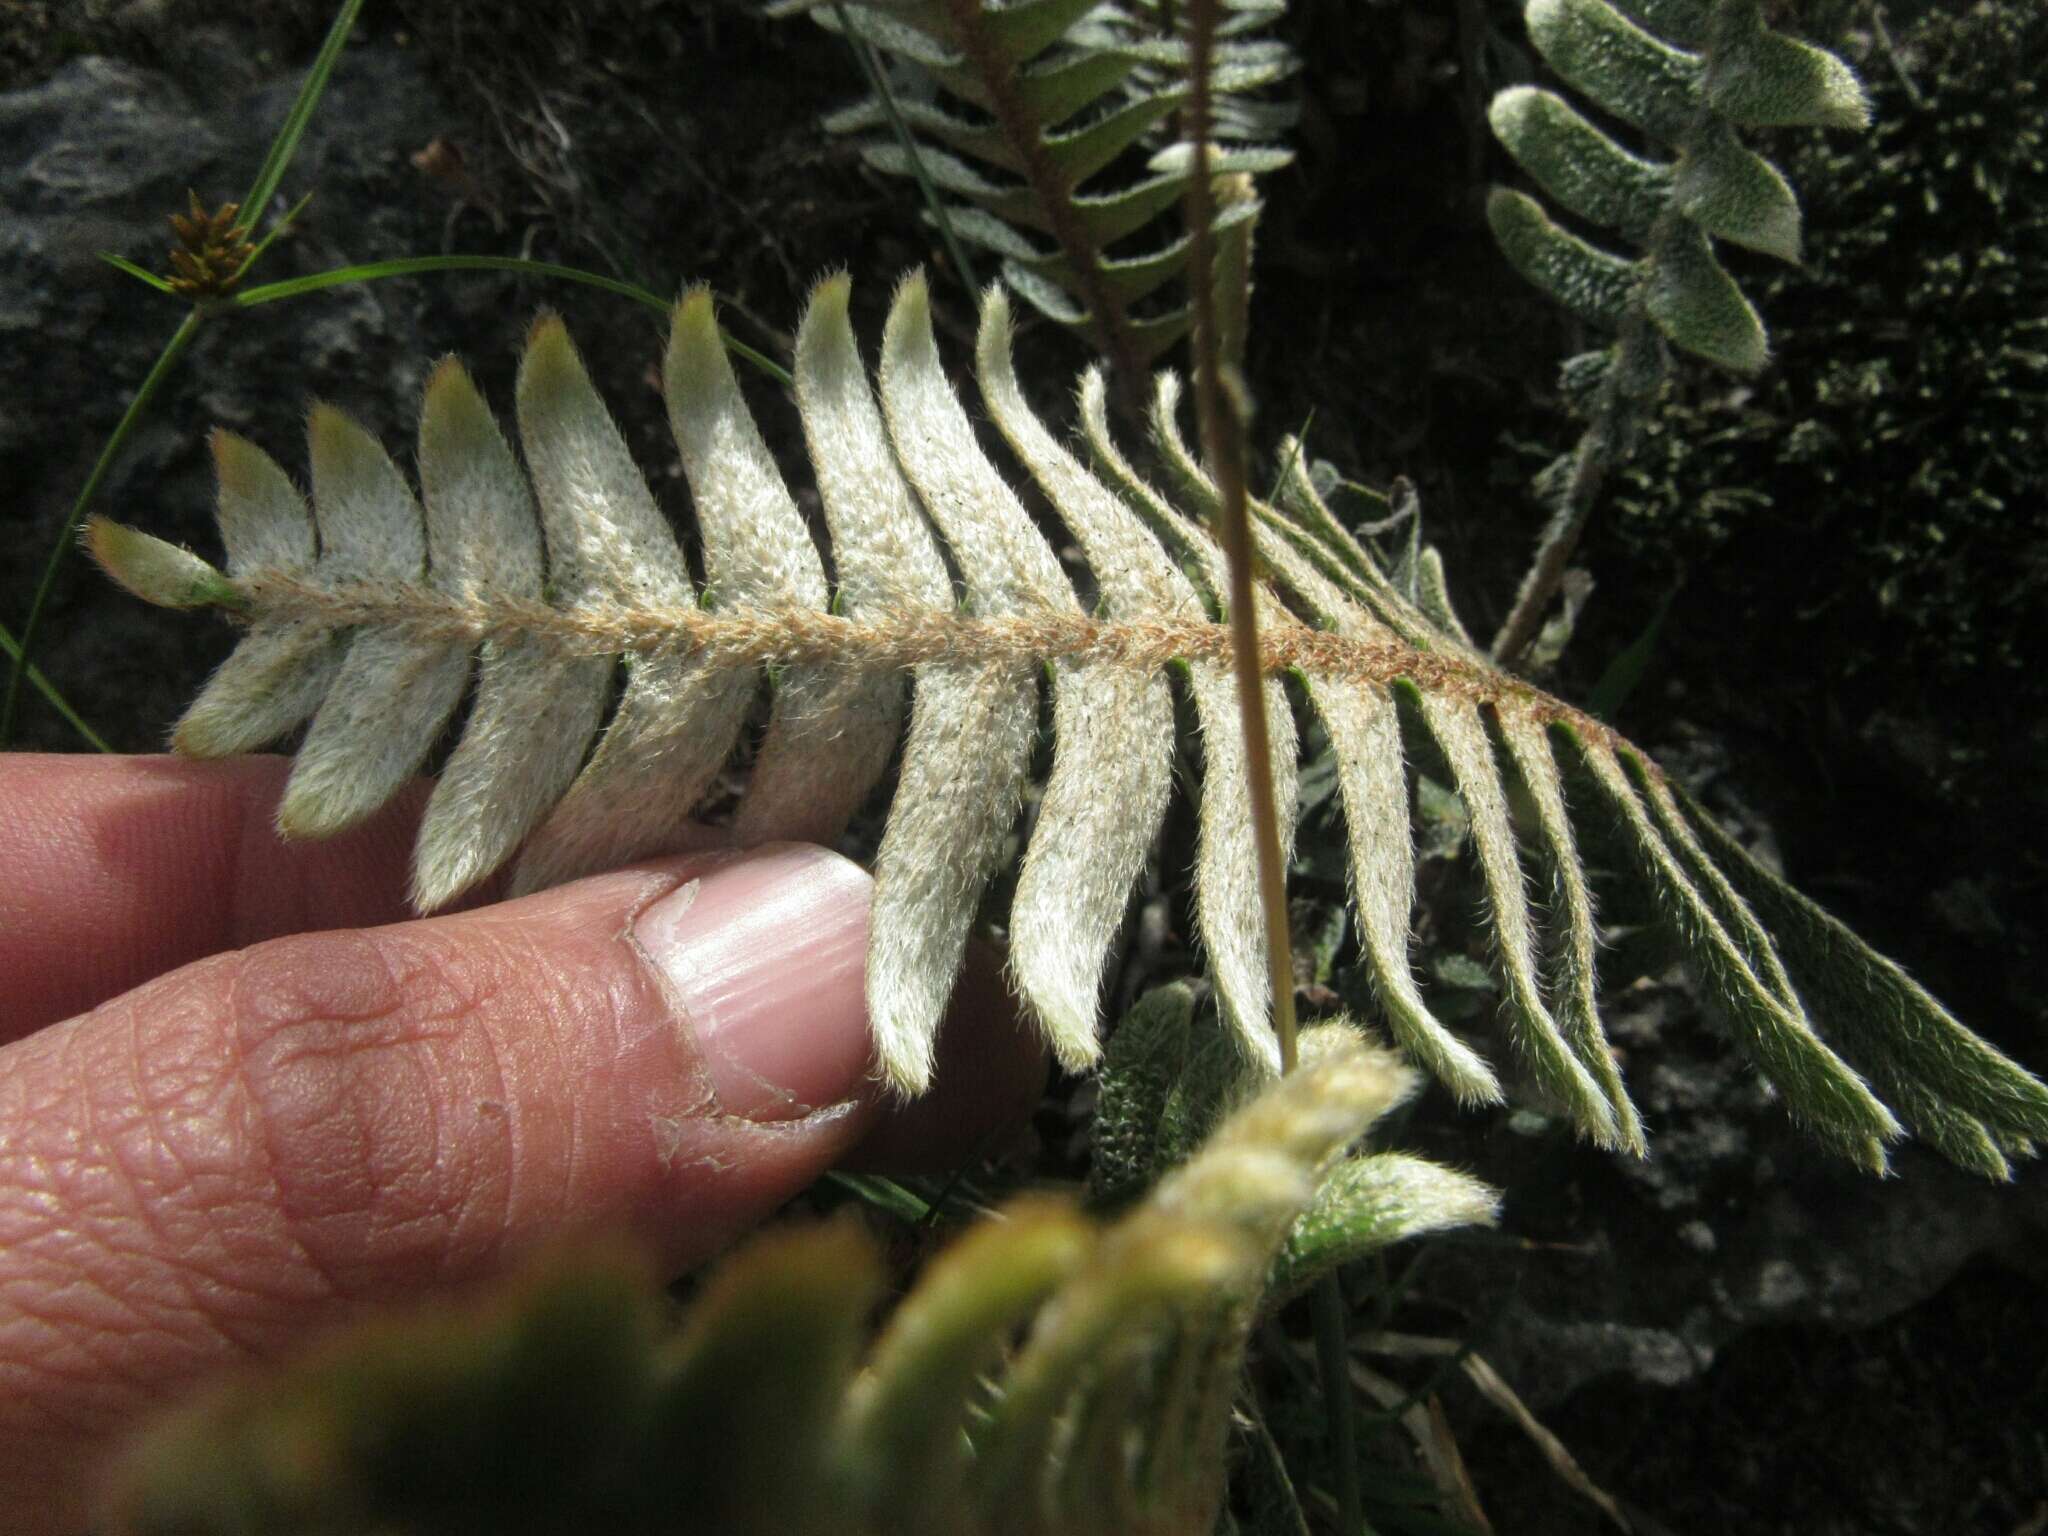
0 844 1036 1529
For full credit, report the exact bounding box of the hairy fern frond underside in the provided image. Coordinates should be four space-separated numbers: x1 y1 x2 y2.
91 277 2048 1176
1488 0 1869 375
770 0 1294 369
111 1028 1493 1536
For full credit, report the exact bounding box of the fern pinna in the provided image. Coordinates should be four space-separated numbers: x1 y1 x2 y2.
775 0 1293 371
1488 0 1867 374
90 276 2048 1177
1481 0 1874 663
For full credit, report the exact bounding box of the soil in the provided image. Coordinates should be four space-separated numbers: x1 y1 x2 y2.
1 0 2042 1531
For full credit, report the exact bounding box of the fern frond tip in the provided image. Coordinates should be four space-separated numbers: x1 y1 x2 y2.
522 306 569 351
83 518 241 613
1708 28 1871 131
803 269 854 325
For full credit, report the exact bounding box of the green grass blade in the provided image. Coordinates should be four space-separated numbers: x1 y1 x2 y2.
233 257 793 384
3 309 206 743
824 1171 933 1223
233 255 669 312
0 620 113 752
237 0 366 225
1587 585 1674 720
5 0 365 744
833 2 983 295
236 190 317 278
97 252 175 293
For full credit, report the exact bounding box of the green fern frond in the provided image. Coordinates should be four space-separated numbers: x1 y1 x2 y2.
107 1026 1461 1536
769 0 1294 371
90 278 2048 1172
1488 0 1868 373
1482 0 1874 665
1090 986 1501 1302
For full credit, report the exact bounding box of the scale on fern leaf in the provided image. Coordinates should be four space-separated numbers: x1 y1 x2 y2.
88 276 2048 1177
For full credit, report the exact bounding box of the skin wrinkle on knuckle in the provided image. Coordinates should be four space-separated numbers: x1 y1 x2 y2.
225 927 511 1298
481 920 583 1224
107 989 283 1348
449 931 523 1264
0 1265 141 1434
95 972 392 1340
414 908 632 1250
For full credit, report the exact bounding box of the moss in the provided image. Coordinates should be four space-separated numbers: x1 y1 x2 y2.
1606 0 2048 704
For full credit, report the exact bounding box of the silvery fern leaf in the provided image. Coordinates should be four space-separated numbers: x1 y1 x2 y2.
769 0 1293 373
90 277 2048 1176
1488 0 1867 375
110 1025 1462 1536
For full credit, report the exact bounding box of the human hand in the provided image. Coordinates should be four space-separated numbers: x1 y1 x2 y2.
0 754 1045 1533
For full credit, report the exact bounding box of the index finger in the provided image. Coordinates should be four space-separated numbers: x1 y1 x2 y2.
0 754 449 1041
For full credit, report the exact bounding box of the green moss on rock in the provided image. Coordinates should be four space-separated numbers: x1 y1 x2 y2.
1609 0 2047 699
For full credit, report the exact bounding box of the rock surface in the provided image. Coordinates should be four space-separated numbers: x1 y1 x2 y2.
0 32 679 751
1412 968 2048 1409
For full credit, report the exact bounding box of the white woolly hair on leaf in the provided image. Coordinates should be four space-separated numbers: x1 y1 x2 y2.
1497 709 1644 1153
1187 1023 1418 1178
173 432 340 758
1266 438 1453 656
1269 1150 1502 1302
411 357 603 910
1670 784 2048 1176
977 288 1176 1070
804 274 1024 1095
1571 732 1901 1170
212 427 315 574
1170 429 1497 1101
669 287 887 849
1078 366 1298 1067
83 519 237 612
1316 675 1502 1106
509 313 748 896
1417 692 1618 1140
869 270 1067 1092
1088 1024 1424 1526
793 275 953 615
106 277 2048 1179
277 405 468 841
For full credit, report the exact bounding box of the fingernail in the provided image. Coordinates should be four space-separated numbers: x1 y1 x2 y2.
632 845 875 1121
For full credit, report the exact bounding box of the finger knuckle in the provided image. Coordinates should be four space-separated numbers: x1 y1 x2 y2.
225 929 515 1296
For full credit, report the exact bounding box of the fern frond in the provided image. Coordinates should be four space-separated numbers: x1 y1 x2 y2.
1488 0 1868 374
770 0 1294 369
1090 988 1502 1305
91 279 2048 1173
1484 0 1872 664
109 1027 1467 1536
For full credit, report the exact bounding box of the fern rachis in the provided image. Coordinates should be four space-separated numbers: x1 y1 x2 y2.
91 275 2048 1175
